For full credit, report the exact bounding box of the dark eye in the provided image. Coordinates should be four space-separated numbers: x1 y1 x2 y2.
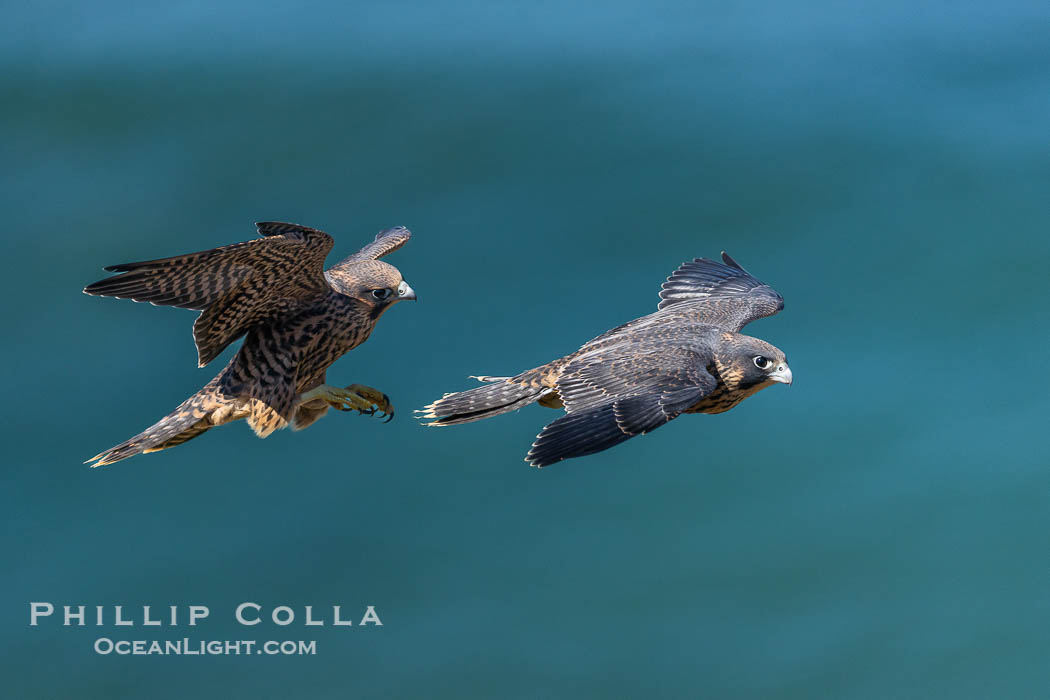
753 356 772 370
371 288 392 300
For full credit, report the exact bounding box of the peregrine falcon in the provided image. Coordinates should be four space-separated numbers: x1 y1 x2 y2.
83 222 415 467
419 253 791 467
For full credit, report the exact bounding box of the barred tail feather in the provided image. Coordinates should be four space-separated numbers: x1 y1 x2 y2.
85 394 212 467
418 378 548 426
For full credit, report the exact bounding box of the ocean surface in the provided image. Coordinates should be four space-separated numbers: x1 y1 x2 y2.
2 2 1048 697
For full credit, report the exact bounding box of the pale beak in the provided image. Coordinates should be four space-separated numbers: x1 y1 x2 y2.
770 363 792 385
397 280 417 301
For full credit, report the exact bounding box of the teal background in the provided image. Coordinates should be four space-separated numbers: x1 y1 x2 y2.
3 1 1049 697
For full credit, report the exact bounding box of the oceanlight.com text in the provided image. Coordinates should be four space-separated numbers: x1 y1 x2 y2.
94 638 317 655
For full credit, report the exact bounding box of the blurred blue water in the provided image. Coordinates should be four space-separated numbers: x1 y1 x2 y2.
2 2 1049 698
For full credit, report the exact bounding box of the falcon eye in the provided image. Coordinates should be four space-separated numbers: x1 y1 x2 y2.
753 356 772 370
371 288 392 300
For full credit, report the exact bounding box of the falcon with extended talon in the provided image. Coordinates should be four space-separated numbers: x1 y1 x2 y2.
84 222 415 467
419 252 791 467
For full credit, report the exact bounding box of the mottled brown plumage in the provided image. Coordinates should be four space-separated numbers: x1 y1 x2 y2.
419 252 792 467
84 222 415 467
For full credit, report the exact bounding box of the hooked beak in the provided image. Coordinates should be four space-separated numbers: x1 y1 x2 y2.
770 363 792 385
397 280 417 301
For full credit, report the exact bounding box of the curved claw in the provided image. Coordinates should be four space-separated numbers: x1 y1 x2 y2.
302 383 394 419
342 384 395 423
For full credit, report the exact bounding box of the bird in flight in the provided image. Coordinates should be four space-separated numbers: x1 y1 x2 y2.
83 221 415 467
419 252 791 467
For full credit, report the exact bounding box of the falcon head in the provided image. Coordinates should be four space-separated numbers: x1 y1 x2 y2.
716 333 792 390
327 259 416 318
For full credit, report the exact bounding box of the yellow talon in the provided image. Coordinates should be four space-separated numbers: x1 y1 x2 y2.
300 384 395 421
344 384 395 422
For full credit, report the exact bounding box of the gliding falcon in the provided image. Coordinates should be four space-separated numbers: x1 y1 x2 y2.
419 253 791 467
83 222 415 467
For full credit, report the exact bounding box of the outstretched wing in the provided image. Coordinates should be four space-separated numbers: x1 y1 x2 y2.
526 346 717 467
344 226 411 262
83 222 333 366
657 252 784 331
